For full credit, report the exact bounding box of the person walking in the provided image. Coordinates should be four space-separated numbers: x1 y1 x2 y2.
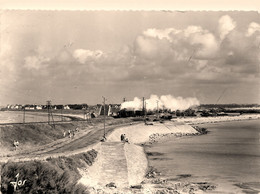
72 130 75 138
13 140 19 150
120 134 125 142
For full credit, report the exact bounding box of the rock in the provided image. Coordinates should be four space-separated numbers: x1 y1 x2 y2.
130 185 142 189
105 182 117 188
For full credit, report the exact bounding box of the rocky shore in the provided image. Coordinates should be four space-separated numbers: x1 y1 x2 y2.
148 131 201 144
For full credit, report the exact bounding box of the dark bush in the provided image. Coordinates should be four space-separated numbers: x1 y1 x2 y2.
1 149 97 193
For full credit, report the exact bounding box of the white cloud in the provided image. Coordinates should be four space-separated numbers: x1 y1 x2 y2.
24 55 50 70
246 22 260 37
73 49 103 64
136 25 219 63
143 28 180 41
218 15 236 41
186 27 219 58
184 26 204 38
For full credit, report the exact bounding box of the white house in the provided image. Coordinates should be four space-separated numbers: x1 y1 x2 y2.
64 105 70 109
36 105 42 110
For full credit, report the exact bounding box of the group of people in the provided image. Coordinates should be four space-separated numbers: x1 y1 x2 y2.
63 127 79 139
13 140 19 150
120 134 129 143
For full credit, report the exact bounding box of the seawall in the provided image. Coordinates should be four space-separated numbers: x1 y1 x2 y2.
78 121 198 193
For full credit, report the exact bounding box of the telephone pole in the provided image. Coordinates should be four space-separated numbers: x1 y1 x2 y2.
156 100 159 119
83 107 86 120
144 101 147 124
142 97 145 117
47 100 55 128
23 106 25 123
60 108 63 121
47 101 51 124
102 96 106 138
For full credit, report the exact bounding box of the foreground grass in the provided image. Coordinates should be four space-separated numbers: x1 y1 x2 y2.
1 149 97 194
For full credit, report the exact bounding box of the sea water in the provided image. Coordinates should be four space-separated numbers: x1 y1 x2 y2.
145 120 260 193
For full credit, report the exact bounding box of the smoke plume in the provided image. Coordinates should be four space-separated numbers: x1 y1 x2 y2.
121 94 200 111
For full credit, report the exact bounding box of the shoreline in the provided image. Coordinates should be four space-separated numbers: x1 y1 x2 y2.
141 118 260 194
2 115 258 193
79 116 260 193
79 121 203 193
175 114 260 125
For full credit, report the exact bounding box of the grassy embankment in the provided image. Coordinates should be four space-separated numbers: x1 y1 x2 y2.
0 116 139 153
1 149 97 193
0 117 142 193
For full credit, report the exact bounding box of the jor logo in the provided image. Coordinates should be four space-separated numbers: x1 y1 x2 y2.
10 173 26 191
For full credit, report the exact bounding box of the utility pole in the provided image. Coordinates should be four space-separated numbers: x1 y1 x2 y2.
156 100 159 120
47 100 55 128
102 96 106 138
144 101 147 124
142 97 145 118
23 107 25 123
60 108 63 121
83 107 86 120
47 101 51 124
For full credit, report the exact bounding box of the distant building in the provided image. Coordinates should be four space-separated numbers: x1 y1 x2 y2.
108 104 121 116
25 105 35 110
14 104 23 110
64 105 70 109
35 105 42 110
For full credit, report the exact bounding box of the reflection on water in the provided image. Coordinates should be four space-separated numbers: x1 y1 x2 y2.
145 120 260 193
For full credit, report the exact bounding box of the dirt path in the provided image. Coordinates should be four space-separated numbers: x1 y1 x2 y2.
99 142 129 188
0 122 139 163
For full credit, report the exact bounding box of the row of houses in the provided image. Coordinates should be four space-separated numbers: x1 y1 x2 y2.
4 104 122 116
5 104 89 110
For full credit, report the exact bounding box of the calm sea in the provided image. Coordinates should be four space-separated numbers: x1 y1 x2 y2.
145 120 260 193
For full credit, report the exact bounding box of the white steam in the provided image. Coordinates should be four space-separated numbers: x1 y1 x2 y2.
121 94 200 111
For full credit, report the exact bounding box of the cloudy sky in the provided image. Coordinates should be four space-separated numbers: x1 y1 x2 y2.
0 11 259 105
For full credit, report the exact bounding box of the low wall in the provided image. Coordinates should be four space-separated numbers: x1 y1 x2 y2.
106 122 198 144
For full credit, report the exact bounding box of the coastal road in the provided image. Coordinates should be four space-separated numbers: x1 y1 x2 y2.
0 121 140 163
